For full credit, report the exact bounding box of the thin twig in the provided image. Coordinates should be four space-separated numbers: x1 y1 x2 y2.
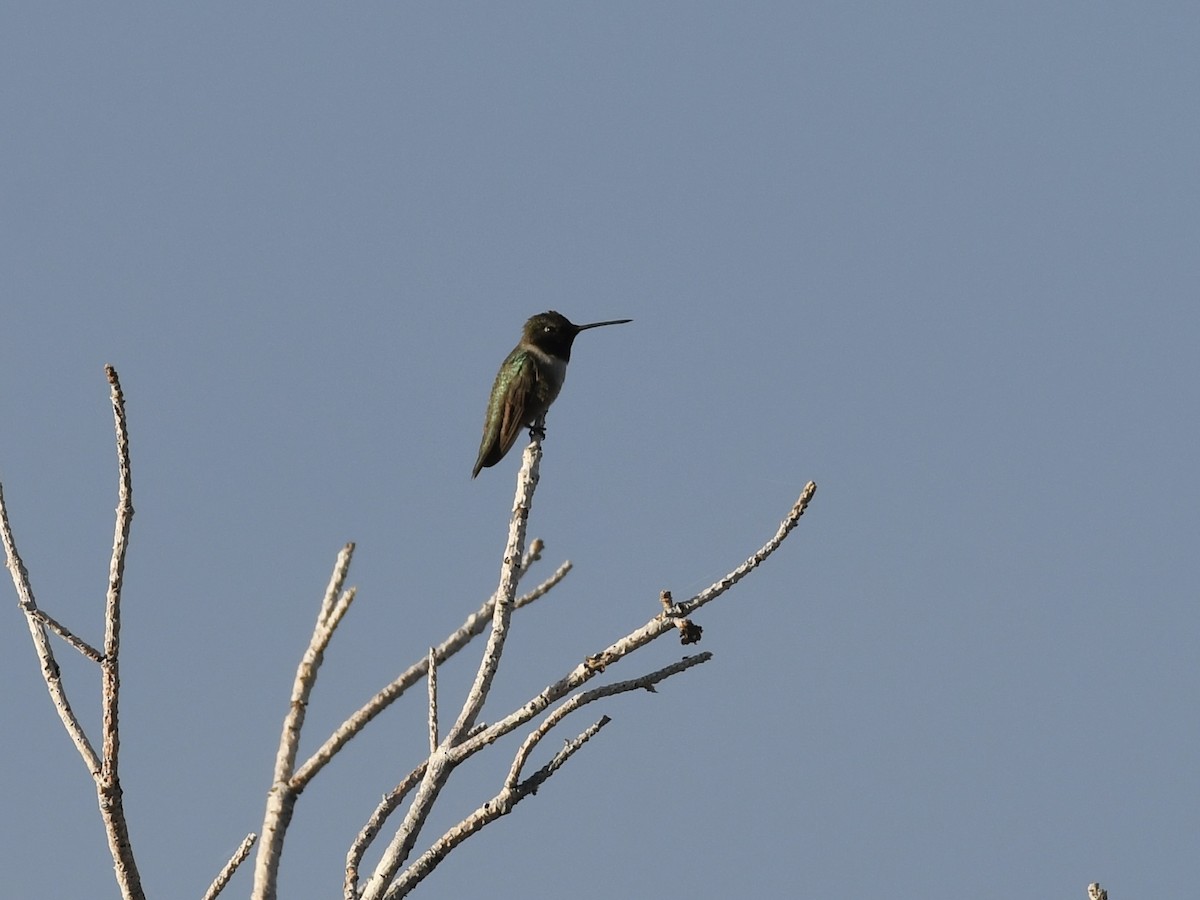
380 653 712 893
514 559 571 606
674 481 817 618
3 369 146 899
98 365 144 900
202 832 257 900
30 608 104 662
345 719 489 896
362 478 817 898
564 481 818 678
292 553 566 789
360 436 543 900
253 544 356 900
387 718 612 899
450 437 542 743
344 763 429 900
454 484 818 762
1 483 101 774
505 653 711 789
426 648 438 754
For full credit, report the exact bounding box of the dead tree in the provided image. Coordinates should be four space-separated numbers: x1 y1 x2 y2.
2 366 817 899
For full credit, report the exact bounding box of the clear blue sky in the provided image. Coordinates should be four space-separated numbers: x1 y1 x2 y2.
2 4 1197 898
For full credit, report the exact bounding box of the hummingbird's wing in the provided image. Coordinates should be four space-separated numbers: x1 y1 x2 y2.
472 348 536 477
493 350 535 460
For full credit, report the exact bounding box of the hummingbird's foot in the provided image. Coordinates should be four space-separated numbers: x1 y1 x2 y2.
528 417 547 441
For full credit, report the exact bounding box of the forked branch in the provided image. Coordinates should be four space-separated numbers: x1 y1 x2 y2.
1 365 144 900
358 435 546 899
352 436 815 898
385 654 713 898
7 371 816 900
252 542 356 900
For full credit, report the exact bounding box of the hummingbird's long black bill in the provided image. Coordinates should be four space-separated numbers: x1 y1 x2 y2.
574 318 632 332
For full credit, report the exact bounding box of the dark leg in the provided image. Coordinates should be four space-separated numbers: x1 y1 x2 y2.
528 414 547 441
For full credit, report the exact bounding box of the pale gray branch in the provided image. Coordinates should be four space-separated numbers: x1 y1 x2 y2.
379 654 710 897
360 436 544 900
387 717 612 899
676 480 817 617
3 369 145 898
1 483 100 774
345 657 713 898
252 543 356 900
566 481 818 678
30 607 104 662
446 432 542 743
513 558 571 605
359 469 816 899
292 552 567 789
344 719 489 899
202 832 257 900
9 364 817 900
344 763 428 900
456 485 816 763
426 648 438 754
97 367 143 900
505 653 712 789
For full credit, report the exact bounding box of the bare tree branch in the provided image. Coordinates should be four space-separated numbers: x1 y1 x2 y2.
202 832 257 900
291 553 568 789
344 763 428 900
9 369 816 900
676 480 817 617
505 653 712 789
385 655 713 895
572 480 817 677
1 483 101 774
447 432 542 743
387 717 612 900
512 557 571 606
96 364 144 900
426 648 439 754
256 539 567 900
440 483 817 770
29 607 104 661
4 368 149 898
360 435 544 899
352 450 816 898
252 543 356 900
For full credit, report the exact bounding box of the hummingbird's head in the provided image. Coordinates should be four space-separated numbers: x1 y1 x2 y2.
522 310 632 361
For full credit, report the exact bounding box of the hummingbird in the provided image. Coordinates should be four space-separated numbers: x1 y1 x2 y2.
472 310 632 478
